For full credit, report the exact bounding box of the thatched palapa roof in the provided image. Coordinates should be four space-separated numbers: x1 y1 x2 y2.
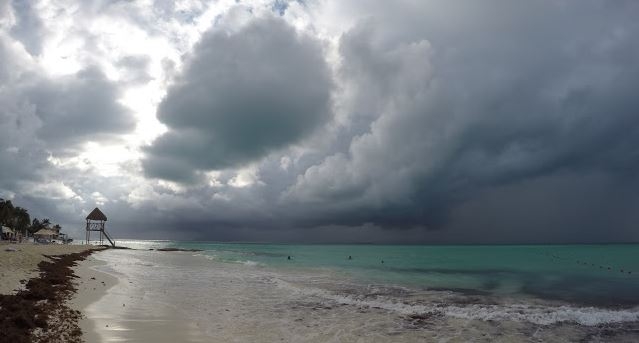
86 207 107 221
34 229 57 237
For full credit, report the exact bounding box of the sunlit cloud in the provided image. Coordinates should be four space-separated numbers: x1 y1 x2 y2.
1 0 638 244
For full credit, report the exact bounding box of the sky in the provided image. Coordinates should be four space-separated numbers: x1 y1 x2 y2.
1 0 638 243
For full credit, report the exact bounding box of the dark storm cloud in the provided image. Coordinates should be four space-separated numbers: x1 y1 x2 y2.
143 16 332 181
9 0 45 55
0 35 134 190
283 1 639 241
0 33 134 153
3 0 639 244
0 37 42 189
26 66 136 150
445 171 639 243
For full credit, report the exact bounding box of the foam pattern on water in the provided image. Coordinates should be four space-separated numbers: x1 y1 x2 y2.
272 277 639 326
88 246 639 342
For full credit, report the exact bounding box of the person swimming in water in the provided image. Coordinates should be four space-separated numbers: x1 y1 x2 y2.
287 256 291 260
348 255 352 260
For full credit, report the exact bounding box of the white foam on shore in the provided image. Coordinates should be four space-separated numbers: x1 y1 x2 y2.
193 252 262 267
85 248 639 342
442 304 639 326
193 253 217 261
272 278 639 326
241 260 261 267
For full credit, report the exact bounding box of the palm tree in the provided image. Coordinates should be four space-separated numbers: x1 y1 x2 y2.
13 207 31 237
0 199 15 226
29 218 43 235
0 201 60 240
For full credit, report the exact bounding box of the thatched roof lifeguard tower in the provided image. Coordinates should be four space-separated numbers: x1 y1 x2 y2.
85 207 115 246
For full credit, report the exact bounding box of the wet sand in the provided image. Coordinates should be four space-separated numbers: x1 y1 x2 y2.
69 249 210 342
73 248 639 343
1 244 208 342
5 244 638 342
68 254 118 343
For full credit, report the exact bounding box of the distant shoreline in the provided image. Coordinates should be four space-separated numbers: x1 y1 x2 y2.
91 239 639 246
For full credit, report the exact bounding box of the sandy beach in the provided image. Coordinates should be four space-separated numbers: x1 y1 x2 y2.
0 243 105 342
1 243 212 342
0 243 97 295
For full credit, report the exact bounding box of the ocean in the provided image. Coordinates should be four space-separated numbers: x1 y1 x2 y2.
83 241 639 342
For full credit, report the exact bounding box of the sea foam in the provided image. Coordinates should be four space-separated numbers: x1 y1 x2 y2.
273 278 639 326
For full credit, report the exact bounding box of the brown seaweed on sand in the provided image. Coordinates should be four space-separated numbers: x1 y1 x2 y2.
0 249 102 343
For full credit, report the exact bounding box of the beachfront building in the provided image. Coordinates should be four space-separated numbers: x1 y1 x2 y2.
51 224 61 236
1 226 16 241
33 228 58 243
85 207 115 246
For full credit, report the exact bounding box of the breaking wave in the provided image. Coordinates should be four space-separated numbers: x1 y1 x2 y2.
272 278 639 326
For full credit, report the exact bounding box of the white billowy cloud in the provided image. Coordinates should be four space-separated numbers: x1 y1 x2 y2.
1 0 638 243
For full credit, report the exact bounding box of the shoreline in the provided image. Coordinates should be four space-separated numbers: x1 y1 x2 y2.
80 246 639 342
0 244 105 342
70 249 212 342
3 243 639 342
0 244 203 342
68 252 118 343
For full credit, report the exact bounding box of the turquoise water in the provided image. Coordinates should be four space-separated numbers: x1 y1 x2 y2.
118 241 639 307
86 242 639 340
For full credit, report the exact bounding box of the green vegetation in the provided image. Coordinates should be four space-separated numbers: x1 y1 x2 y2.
0 199 62 238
